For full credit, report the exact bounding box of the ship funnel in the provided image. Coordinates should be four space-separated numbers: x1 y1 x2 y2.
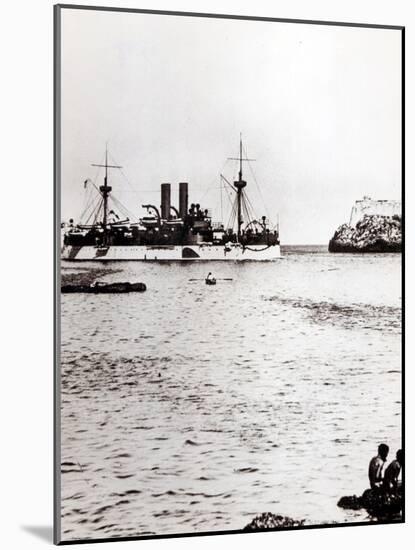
161 183 171 220
179 182 188 219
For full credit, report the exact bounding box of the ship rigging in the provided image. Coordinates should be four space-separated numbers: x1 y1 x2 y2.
61 137 281 261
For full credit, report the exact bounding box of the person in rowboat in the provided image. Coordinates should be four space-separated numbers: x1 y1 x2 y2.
206 272 214 281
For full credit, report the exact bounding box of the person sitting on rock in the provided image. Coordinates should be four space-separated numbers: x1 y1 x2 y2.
368 443 389 489
383 449 403 493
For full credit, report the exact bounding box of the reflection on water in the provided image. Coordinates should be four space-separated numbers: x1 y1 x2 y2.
60 248 401 541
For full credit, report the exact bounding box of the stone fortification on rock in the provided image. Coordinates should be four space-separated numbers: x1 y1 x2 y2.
349 197 401 227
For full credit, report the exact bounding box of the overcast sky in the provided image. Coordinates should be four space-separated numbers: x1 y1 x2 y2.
60 8 402 244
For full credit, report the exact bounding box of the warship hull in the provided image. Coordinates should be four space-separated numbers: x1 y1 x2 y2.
61 243 281 261
61 140 282 262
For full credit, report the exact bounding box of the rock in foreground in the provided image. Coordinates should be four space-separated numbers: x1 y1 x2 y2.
338 487 403 520
329 214 401 253
244 512 305 531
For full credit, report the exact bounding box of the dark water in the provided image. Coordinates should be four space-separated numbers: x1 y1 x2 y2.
60 247 402 541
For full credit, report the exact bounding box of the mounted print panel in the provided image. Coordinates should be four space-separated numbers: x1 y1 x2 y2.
54 4 404 544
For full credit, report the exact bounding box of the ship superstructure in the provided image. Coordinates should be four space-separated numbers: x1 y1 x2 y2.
61 137 281 261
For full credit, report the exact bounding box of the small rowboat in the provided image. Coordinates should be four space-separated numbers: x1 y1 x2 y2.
205 278 217 285
62 282 146 293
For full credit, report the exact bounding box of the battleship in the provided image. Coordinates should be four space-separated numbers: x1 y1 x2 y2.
61 138 281 261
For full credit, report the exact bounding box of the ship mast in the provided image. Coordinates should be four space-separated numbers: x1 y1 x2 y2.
229 134 255 242
92 145 122 241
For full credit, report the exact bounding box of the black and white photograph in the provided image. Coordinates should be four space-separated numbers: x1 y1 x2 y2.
55 5 403 544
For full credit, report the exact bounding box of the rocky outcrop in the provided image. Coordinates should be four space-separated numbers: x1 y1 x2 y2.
329 214 401 253
338 487 403 520
243 512 305 531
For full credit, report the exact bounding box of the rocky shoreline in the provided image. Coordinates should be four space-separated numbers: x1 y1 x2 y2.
338 486 403 521
329 214 401 253
243 485 403 531
243 513 305 531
